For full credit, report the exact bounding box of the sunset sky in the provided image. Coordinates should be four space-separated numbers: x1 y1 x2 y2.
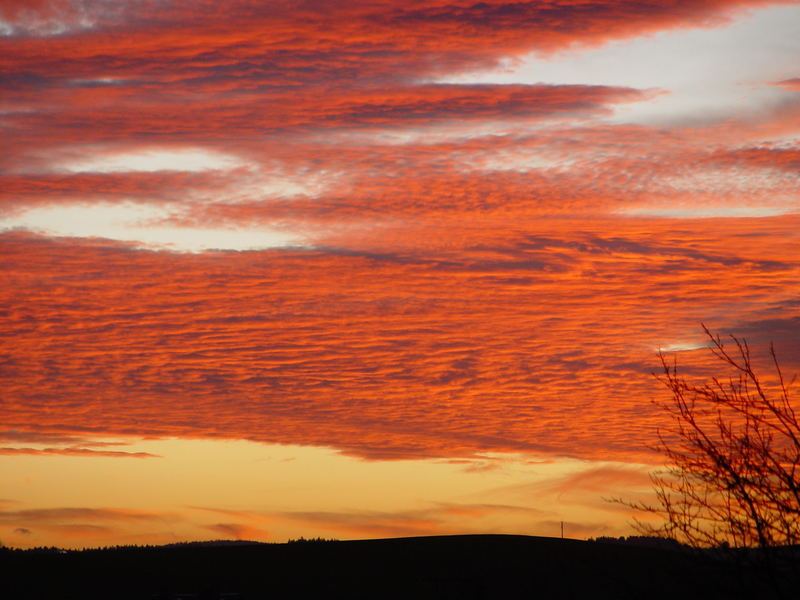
1 0 799 549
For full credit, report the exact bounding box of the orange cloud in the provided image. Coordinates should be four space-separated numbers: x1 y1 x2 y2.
203 522 269 540
278 502 545 539
271 500 630 540
0 507 171 524
0 431 160 458
0 447 159 458
0 506 183 546
524 466 653 500
2 213 797 462
773 78 800 91
1 0 798 469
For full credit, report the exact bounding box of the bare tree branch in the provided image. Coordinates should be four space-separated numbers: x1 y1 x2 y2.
616 326 800 552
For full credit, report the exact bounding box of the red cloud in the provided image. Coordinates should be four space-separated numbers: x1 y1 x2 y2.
1 84 650 160
710 146 800 171
0 0 784 165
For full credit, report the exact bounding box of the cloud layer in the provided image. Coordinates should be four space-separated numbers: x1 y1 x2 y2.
2 214 798 461
1 0 799 469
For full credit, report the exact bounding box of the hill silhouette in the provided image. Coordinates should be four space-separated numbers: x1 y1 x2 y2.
2 534 795 599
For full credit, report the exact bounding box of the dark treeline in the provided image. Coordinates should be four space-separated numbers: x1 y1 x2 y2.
589 535 686 550
3 534 798 599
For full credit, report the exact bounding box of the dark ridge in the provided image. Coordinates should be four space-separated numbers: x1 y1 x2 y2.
2 534 796 599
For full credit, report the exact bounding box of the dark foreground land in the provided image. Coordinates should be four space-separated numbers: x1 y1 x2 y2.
2 534 797 600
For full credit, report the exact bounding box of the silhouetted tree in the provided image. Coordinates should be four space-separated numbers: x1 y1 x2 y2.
625 326 799 551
